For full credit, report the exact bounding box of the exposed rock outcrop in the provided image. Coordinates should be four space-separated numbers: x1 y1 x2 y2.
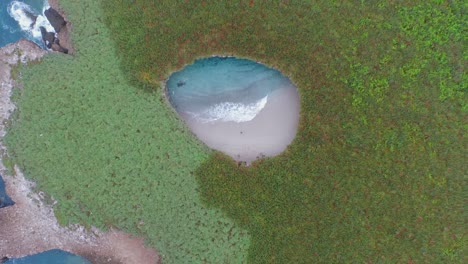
39 26 68 54
50 42 68 54
44 8 66 33
23 10 38 28
44 3 75 55
39 26 55 48
38 7 70 54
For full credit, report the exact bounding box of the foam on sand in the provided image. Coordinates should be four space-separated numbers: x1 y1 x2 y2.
167 56 300 163
188 95 269 123
182 85 300 163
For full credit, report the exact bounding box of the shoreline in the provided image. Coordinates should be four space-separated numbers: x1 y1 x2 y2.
47 0 74 55
182 85 300 164
0 2 159 263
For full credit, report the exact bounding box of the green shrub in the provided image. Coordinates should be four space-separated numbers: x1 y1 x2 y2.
5 0 465 263
5 0 249 263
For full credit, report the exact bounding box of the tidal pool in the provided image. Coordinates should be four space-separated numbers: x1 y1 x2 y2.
166 56 300 163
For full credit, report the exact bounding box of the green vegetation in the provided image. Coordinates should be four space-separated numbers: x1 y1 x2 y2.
4 0 465 263
4 0 248 263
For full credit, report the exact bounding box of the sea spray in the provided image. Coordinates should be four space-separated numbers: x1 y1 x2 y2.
1 0 54 48
188 95 269 123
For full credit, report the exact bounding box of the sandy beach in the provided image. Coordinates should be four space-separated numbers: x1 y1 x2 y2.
182 84 300 163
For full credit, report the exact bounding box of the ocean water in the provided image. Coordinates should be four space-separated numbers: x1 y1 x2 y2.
3 249 91 264
0 0 53 48
166 56 295 123
0 175 15 208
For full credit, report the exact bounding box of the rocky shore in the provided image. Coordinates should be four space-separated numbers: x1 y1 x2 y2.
45 0 74 55
0 1 158 263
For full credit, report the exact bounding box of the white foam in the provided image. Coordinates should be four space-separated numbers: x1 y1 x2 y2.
8 1 35 31
31 12 54 39
8 1 55 44
189 95 269 123
43 0 51 11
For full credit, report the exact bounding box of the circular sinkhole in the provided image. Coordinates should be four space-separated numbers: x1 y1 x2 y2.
166 56 300 163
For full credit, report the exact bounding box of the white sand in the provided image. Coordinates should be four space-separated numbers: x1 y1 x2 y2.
182 85 300 163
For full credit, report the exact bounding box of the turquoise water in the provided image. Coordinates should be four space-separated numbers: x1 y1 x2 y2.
0 0 52 48
3 249 91 264
166 56 294 123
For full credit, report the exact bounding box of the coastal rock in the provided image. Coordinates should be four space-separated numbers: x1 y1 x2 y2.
51 43 68 54
39 26 68 54
40 5 71 55
0 39 46 65
0 175 14 208
23 10 38 28
44 8 66 33
39 26 55 48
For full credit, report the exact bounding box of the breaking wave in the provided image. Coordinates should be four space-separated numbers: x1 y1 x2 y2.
188 95 268 123
6 0 53 47
167 57 293 124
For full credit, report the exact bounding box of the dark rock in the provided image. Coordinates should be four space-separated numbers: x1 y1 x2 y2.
39 26 55 49
3 249 92 264
177 80 186 87
39 27 68 54
44 8 66 33
0 175 14 208
51 43 68 54
24 10 38 28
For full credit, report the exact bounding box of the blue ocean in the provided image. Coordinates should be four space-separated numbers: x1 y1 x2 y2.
3 249 91 264
166 57 294 123
0 0 53 48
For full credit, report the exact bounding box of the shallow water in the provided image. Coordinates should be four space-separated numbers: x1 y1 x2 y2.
0 0 53 48
167 56 294 123
167 56 300 162
3 249 91 264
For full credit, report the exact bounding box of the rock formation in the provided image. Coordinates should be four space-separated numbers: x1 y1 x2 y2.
39 26 55 48
39 26 68 54
23 10 38 28
44 8 66 33
39 7 69 54
0 175 14 208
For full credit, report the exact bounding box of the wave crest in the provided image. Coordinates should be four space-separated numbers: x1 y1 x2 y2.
7 1 54 46
188 95 268 123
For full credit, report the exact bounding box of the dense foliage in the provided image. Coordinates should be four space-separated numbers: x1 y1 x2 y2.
4 0 249 263
5 0 465 263
101 0 465 262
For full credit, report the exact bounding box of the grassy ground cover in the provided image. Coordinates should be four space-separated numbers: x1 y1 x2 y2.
100 0 466 263
5 0 465 263
4 0 249 263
